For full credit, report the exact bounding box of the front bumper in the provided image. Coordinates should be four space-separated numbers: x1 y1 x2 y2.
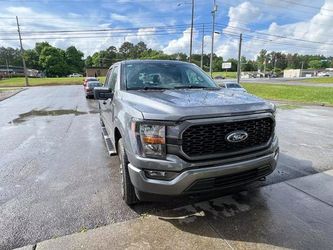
128 138 279 196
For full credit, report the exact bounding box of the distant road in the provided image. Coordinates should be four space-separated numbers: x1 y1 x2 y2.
216 77 333 87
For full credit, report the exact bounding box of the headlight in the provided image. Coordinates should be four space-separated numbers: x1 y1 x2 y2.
139 124 166 158
271 103 277 117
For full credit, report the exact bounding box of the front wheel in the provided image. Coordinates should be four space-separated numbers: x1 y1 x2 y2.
117 138 139 205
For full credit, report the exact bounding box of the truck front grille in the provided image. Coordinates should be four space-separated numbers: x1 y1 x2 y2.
181 117 273 158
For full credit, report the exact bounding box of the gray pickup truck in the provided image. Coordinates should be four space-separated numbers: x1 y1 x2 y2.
94 60 279 205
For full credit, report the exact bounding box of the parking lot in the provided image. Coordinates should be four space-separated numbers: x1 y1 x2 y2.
1 85 333 249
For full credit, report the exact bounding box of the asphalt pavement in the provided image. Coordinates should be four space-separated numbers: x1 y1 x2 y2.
1 85 333 249
17 170 333 250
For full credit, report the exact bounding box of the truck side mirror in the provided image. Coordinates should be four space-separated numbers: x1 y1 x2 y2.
94 87 113 100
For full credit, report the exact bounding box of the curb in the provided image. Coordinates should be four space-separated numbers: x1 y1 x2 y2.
0 88 25 102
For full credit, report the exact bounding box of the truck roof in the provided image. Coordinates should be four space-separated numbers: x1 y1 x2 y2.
111 59 191 68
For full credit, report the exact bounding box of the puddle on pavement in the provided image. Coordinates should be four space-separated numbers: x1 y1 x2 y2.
9 109 98 124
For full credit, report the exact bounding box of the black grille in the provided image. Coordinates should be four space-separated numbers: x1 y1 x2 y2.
182 118 273 158
185 165 272 193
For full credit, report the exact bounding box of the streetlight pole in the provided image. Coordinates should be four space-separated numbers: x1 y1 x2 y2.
201 24 204 69
178 1 195 62
209 0 217 77
189 0 194 62
237 33 242 84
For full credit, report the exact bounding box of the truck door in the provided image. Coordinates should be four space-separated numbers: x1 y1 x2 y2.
99 68 112 126
102 66 118 137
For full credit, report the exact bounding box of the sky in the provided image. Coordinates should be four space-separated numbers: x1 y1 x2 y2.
0 0 333 59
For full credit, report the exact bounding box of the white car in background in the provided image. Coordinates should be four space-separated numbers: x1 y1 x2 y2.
68 73 83 77
318 72 333 77
220 82 247 92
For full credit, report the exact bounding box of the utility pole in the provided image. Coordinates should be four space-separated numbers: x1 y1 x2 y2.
209 0 217 76
237 33 242 84
5 58 10 78
189 0 194 62
300 61 304 77
201 24 204 69
16 16 29 87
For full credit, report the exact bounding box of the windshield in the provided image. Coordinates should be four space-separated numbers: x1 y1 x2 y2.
88 81 100 87
227 83 242 88
124 62 218 90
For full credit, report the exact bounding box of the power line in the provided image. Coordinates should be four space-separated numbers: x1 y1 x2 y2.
0 22 209 35
278 0 333 12
222 31 333 53
216 23 333 46
0 30 208 41
220 0 333 19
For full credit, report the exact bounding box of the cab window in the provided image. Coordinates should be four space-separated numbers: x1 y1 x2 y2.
108 66 118 91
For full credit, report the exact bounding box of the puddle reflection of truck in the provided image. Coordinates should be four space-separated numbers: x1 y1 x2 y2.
94 60 279 205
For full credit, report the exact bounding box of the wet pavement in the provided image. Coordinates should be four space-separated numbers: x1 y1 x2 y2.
20 171 333 250
1 86 333 249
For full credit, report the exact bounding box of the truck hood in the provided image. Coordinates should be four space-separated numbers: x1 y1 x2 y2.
123 89 275 121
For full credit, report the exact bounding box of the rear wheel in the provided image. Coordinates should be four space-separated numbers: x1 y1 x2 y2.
117 138 139 205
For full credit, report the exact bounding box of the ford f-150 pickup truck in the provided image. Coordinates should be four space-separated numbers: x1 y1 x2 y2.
94 60 279 205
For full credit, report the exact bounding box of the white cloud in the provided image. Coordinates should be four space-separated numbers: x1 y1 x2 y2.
163 27 196 54
225 1 262 30
1 0 333 61
214 0 333 59
125 27 163 50
0 7 166 57
110 13 128 22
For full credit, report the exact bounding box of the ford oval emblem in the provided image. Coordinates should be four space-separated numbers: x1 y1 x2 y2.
226 131 248 143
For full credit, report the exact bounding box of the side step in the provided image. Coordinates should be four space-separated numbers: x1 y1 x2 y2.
102 126 117 156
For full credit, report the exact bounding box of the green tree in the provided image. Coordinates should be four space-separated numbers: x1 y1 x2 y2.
0 47 22 67
99 50 113 67
35 42 51 56
106 46 118 64
212 56 223 72
65 46 84 73
134 41 148 58
91 52 101 67
85 55 93 67
256 49 267 71
39 46 68 77
308 60 322 69
119 42 135 59
24 49 39 69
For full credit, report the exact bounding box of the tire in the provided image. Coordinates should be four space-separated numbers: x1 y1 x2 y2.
117 138 139 205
